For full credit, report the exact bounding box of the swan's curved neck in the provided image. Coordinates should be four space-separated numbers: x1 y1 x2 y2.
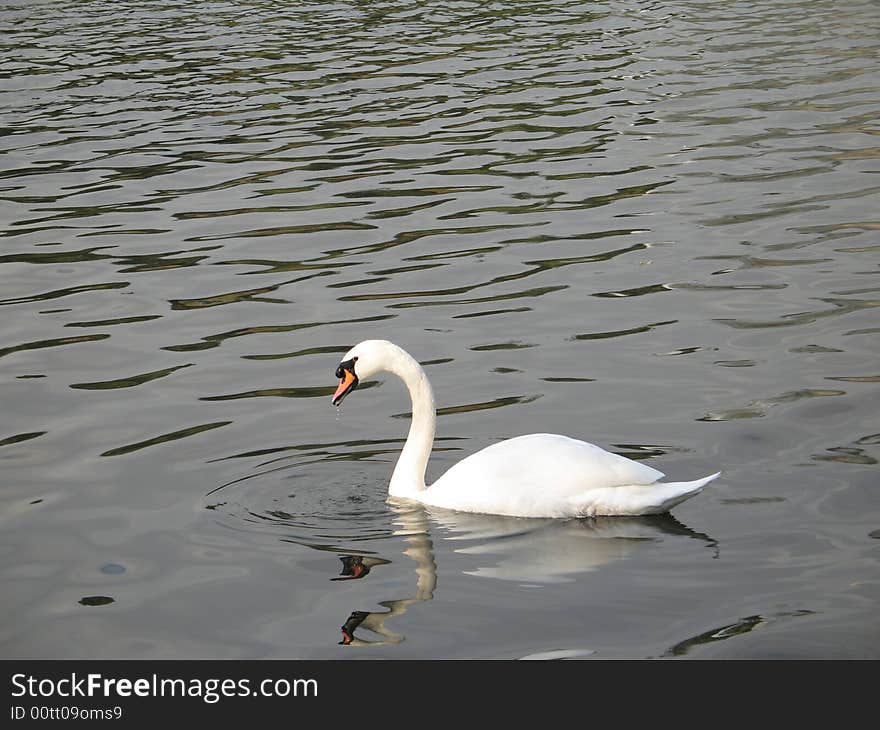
385 346 436 499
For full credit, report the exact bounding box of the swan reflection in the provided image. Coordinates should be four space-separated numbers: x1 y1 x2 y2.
336 505 715 646
434 510 715 583
339 507 436 645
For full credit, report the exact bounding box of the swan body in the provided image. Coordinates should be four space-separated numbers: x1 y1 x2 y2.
331 340 719 518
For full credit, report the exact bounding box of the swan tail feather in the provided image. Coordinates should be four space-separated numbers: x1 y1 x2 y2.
646 471 721 514
569 472 721 517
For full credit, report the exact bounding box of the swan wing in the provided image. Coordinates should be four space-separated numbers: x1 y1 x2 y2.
422 433 665 517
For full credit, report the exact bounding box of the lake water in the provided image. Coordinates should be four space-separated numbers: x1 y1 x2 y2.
2 0 878 659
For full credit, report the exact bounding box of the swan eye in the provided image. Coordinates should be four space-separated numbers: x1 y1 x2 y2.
335 358 357 379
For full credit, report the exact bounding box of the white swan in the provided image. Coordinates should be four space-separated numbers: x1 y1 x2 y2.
331 340 719 518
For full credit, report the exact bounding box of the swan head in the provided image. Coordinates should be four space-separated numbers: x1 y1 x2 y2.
331 339 394 406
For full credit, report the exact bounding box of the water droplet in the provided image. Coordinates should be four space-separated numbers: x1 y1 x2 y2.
100 563 126 575
79 596 114 606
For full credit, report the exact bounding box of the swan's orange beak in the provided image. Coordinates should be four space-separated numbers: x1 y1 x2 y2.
332 366 358 406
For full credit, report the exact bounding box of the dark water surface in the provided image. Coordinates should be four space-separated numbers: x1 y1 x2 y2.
2 0 878 658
